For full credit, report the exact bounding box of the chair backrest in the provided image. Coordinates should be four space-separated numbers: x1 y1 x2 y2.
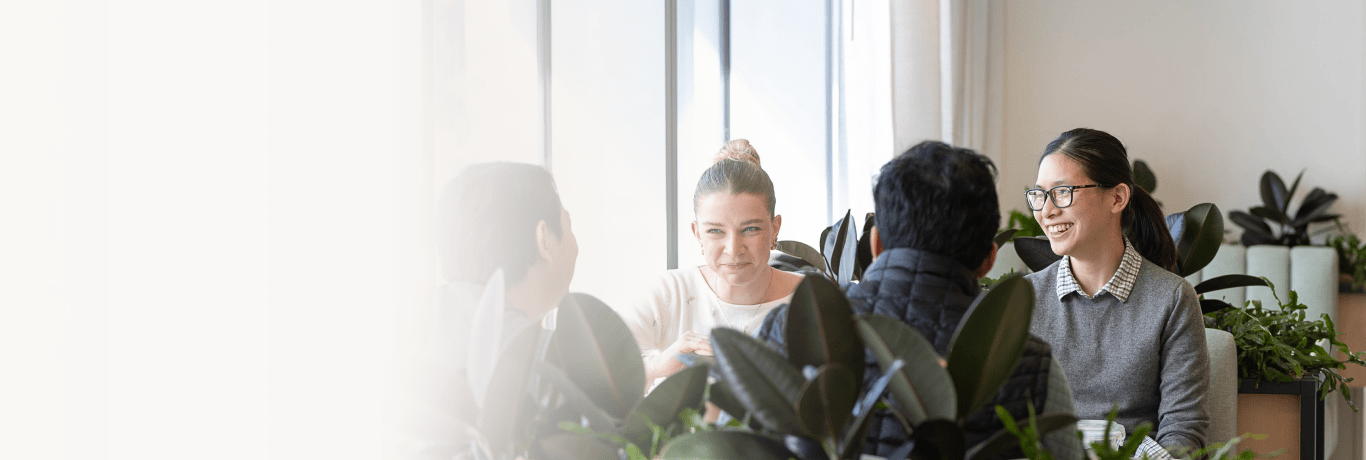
1204 328 1238 445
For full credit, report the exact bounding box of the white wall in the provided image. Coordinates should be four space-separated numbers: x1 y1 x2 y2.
999 0 1366 237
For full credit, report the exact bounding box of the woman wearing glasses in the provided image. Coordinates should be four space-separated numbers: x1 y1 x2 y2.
1023 128 1209 455
619 139 804 386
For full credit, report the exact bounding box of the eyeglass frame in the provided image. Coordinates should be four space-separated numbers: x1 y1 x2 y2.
1024 184 1101 211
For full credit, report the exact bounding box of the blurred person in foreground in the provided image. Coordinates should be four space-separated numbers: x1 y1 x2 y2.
394 162 578 458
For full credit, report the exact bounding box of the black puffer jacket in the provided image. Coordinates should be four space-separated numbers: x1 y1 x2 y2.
758 248 1053 460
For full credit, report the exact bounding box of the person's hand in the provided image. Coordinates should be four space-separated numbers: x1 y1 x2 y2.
647 331 713 381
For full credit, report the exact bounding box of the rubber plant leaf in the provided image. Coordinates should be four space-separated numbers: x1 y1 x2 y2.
785 275 864 390
1260 170 1289 215
533 433 623 460
710 327 805 434
1013 236 1061 272
776 240 831 276
856 314 956 424
994 229 1019 248
795 365 859 445
1194 274 1269 295
621 364 708 450
1133 159 1157 194
965 412 1079 460
466 269 505 408
946 275 1034 420
1176 203 1224 277
478 321 541 456
661 431 796 459
533 361 617 431
548 293 646 419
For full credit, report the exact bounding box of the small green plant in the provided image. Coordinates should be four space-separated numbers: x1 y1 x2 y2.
1205 280 1366 410
1003 210 1045 238
1171 433 1271 460
1329 223 1366 292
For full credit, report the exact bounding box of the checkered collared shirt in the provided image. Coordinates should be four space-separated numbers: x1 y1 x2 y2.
1056 237 1143 302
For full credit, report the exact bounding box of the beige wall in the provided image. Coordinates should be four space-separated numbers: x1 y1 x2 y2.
998 0 1366 238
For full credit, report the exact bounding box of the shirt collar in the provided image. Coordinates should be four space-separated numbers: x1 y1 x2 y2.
1055 237 1143 302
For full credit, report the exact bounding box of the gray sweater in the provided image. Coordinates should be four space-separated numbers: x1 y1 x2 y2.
1025 257 1210 452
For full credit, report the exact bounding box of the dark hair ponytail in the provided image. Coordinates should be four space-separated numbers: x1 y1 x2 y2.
1042 128 1177 272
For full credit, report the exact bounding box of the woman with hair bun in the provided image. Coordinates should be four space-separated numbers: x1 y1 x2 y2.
621 139 803 383
1024 128 1209 454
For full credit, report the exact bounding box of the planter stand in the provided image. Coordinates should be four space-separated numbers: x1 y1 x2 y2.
1236 377 1324 460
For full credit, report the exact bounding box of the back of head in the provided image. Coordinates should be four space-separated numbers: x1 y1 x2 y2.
1042 128 1176 272
874 140 999 269
694 139 776 215
438 162 563 285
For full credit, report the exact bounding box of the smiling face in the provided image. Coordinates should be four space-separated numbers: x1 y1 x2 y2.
692 193 779 288
1033 153 1125 259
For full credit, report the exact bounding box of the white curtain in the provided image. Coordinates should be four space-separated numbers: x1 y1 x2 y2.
888 0 1004 158
841 0 1004 216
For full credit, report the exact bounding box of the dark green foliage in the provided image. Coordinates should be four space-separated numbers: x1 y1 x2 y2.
947 275 1034 421
1003 210 1045 239
990 403 1078 460
1205 280 1366 409
1133 159 1157 195
1229 170 1339 246
1330 226 1366 292
822 209 862 284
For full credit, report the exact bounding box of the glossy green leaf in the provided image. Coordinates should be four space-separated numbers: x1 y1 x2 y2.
533 361 618 431
1012 236 1061 272
1229 210 1274 237
824 209 859 284
966 412 1078 460
856 212 877 280
705 379 748 422
1194 274 1269 295
776 240 830 276
621 364 708 450
908 419 967 460
1176 203 1224 277
1133 159 1156 194
993 229 1018 248
785 275 864 390
533 433 622 460
856 315 956 424
661 431 795 459
478 322 541 456
710 327 805 434
1249 206 1288 226
1260 170 1289 214
1293 190 1338 227
946 275 1034 419
549 293 646 419
1285 170 1304 207
1200 298 1236 315
841 359 902 459
795 365 858 443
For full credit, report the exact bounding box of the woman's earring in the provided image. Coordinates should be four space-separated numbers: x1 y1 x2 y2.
771 240 778 250
700 246 705 255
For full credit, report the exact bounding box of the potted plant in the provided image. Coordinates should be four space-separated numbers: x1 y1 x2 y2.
660 274 1078 460
1228 170 1339 247
427 270 711 460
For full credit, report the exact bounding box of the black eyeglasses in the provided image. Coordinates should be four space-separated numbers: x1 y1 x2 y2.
1024 184 1100 211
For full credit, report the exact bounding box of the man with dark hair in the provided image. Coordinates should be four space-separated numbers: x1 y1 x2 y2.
397 162 579 458
757 141 1082 460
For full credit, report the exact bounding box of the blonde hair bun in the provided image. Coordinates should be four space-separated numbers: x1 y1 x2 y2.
714 139 761 167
